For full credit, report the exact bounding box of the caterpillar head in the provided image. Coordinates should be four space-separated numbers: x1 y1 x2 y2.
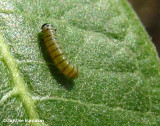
41 23 56 32
41 23 50 29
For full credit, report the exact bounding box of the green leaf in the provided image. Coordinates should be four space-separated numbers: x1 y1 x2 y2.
0 0 160 125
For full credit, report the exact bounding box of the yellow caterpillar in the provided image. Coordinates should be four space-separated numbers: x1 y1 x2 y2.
41 23 78 79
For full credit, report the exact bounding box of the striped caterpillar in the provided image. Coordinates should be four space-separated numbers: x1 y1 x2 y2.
41 23 78 79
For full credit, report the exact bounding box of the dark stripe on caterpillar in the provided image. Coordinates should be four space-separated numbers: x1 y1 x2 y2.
72 70 78 78
42 23 78 79
56 59 66 67
46 42 56 48
52 53 63 60
44 34 52 38
45 38 57 45
49 47 59 54
61 63 70 73
44 28 49 33
45 38 54 43
67 66 74 76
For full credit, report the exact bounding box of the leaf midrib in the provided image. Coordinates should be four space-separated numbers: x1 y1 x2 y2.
0 34 46 126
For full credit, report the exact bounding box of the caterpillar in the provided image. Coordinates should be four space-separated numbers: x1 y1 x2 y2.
41 23 78 79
